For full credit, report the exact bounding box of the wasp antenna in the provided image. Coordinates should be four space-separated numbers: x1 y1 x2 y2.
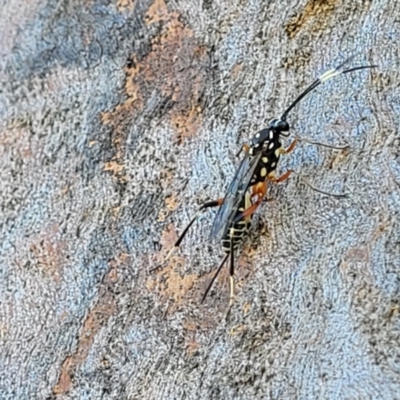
201 253 229 303
296 136 350 150
280 58 377 121
339 64 377 77
293 171 348 198
320 64 377 83
333 53 358 70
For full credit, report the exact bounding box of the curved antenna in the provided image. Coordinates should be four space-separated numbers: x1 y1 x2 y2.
280 56 377 121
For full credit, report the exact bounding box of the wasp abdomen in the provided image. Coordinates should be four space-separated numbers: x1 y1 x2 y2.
221 192 253 253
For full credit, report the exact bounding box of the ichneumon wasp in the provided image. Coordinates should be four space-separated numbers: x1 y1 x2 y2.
166 56 376 310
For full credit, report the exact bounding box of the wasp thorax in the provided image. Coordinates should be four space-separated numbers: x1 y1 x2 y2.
249 128 273 155
250 118 291 151
251 128 271 148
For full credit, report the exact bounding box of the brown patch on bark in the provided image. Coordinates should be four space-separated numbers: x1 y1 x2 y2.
100 57 143 184
345 246 369 263
53 255 128 395
148 225 201 309
285 0 339 39
231 62 244 79
282 48 312 70
101 0 209 181
147 260 198 311
340 246 374 290
158 169 182 221
185 334 200 355
149 224 242 311
171 105 203 141
184 316 216 332
26 223 67 284
159 168 174 186
156 224 179 261
242 301 252 315
116 0 135 12
103 160 128 184
145 0 169 23
143 1 207 141
53 356 74 395
165 194 179 212
158 194 179 222
53 293 117 394
229 324 248 337
327 146 351 170
0 124 38 161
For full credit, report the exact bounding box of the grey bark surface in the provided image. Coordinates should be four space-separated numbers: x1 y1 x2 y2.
1 0 399 399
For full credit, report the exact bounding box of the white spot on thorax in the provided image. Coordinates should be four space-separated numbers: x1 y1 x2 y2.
260 167 267 177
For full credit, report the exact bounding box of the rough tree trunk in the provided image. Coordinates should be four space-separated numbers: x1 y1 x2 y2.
1 0 399 399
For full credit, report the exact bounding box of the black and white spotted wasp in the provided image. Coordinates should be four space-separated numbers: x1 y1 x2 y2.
166 56 376 309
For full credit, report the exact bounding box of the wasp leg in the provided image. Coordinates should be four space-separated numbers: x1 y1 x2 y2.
292 171 347 198
281 138 298 154
228 235 235 309
236 143 250 157
268 169 293 184
165 199 224 261
224 243 236 320
201 253 229 303
201 230 237 308
233 182 268 222
296 137 349 151
270 169 346 198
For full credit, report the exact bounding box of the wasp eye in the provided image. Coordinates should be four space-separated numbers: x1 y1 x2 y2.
269 118 279 127
276 120 290 136
278 120 289 130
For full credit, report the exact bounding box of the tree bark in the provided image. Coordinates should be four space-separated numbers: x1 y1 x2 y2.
1 0 399 399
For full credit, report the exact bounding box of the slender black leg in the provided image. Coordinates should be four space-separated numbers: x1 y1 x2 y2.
291 171 347 198
165 199 223 260
201 253 229 303
225 235 235 319
229 236 235 306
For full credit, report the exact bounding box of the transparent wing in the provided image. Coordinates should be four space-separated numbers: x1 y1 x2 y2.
210 150 262 242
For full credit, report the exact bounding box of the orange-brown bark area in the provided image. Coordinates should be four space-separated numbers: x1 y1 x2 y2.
101 0 209 183
116 0 136 12
147 224 254 318
52 254 129 395
285 0 340 38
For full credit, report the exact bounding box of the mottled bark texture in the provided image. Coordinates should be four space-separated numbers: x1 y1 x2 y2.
1 0 399 399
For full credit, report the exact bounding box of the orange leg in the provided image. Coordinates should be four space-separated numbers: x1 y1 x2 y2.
281 138 298 154
264 140 296 186
236 143 250 157
269 169 293 184
233 181 267 221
